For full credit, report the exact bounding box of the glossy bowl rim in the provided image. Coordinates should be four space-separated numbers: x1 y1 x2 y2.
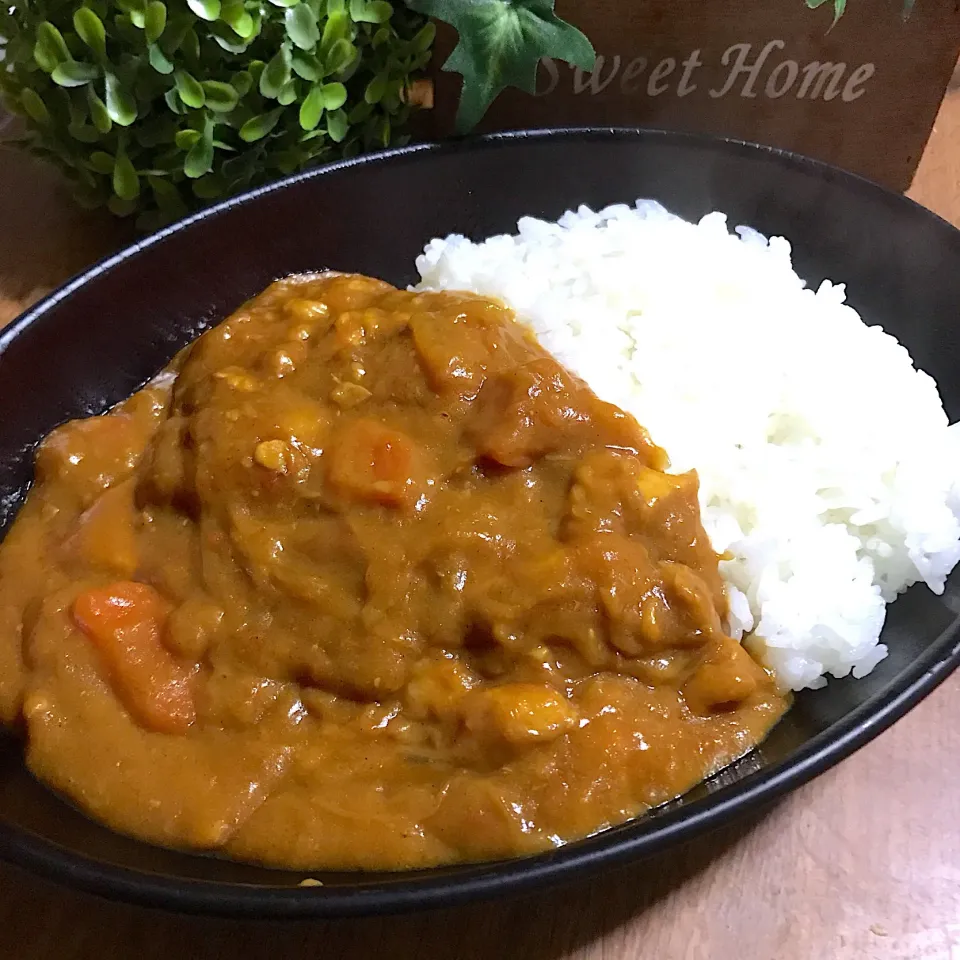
1 126 959 918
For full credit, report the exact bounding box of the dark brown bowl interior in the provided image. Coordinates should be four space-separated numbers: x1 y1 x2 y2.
0 129 958 918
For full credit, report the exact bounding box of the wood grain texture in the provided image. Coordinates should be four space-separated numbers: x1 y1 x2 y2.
1 88 959 960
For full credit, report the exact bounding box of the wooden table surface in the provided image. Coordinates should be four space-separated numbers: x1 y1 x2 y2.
1 87 960 960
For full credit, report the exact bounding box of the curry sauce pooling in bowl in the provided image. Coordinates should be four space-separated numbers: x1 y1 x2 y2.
0 274 787 869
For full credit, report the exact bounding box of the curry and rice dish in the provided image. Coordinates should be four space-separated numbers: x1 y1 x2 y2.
0 272 787 869
2 199 958 871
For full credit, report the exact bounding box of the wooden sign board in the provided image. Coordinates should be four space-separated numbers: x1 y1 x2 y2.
424 0 960 192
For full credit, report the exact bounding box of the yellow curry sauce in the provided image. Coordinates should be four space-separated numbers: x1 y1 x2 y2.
0 274 786 869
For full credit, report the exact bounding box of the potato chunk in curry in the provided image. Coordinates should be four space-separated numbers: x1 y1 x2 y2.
0 274 786 869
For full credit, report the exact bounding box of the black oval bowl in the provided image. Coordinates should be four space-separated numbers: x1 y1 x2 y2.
1 129 959 919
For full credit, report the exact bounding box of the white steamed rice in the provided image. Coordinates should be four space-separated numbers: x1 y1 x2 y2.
414 200 960 691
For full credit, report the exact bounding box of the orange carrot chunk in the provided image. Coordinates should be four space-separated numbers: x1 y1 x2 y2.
72 581 196 735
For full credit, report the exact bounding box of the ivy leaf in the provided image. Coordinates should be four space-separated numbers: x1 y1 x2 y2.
405 0 594 133
805 0 845 26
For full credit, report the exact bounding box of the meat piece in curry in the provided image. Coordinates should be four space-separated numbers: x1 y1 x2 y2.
0 274 787 869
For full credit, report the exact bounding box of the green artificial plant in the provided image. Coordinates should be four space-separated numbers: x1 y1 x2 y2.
0 0 912 225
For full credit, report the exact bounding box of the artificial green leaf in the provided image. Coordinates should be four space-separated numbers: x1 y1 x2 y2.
902 0 916 16
175 128 202 148
118 0 147 23
149 174 189 218
285 3 320 50
364 70 387 103
326 106 347 141
210 24 249 53
405 0 594 132
1 0 437 222
182 26 201 62
52 61 100 87
299 83 325 129
260 45 292 97
105 73 138 125
277 78 299 105
187 0 221 21
231 71 254 96
164 86 185 114
320 81 347 110
113 145 141 200
239 107 283 141
192 174 227 198
202 80 240 112
88 150 116 173
33 22 72 73
323 38 354 74
144 1 167 43
175 69 206 108
832 0 846 21
347 98 373 123
87 86 113 132
411 21 435 52
159 15 191 54
320 10 350 48
291 48 323 80
19 89 51 124
350 0 392 23
221 0 255 38
108 195 139 216
184 120 214 176
112 12 141 45
148 42 174 73
73 8 107 61
68 122 102 142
